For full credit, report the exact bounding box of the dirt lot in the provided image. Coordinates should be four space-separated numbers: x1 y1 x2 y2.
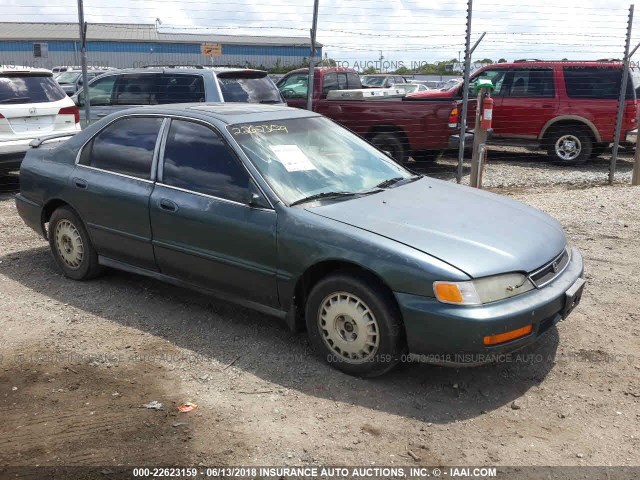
0 170 639 469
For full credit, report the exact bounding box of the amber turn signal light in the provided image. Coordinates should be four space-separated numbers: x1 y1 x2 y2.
483 324 533 346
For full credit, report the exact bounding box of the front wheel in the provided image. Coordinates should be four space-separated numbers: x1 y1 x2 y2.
546 127 592 165
305 272 406 377
48 206 103 280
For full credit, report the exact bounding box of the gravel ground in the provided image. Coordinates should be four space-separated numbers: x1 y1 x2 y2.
411 147 637 188
0 172 639 469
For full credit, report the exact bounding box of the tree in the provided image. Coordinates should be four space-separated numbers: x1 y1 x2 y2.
477 58 494 64
497 58 507 63
362 66 377 74
394 66 413 75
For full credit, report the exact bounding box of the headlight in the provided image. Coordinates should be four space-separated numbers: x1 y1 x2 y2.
434 273 535 305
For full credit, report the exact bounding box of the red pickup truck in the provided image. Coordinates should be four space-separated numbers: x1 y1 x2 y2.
276 67 464 162
408 60 638 164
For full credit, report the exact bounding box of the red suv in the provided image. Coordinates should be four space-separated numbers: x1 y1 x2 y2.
409 60 638 164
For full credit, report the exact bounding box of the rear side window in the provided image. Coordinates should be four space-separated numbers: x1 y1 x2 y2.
0 74 66 103
563 67 634 99
505 69 555 97
347 73 362 89
218 71 281 103
161 120 250 203
158 74 205 103
79 117 163 179
114 75 158 105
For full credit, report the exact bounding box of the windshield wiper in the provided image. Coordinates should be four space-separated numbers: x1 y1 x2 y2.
376 175 423 189
290 191 358 207
259 99 283 104
0 97 31 104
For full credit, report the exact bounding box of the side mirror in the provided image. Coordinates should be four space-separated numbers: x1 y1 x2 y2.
247 188 269 209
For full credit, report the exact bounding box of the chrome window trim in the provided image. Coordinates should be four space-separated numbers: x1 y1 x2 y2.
154 182 275 213
157 116 275 210
76 163 154 183
528 247 571 288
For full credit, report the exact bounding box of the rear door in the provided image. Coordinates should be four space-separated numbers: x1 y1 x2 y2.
150 118 279 306
70 115 164 269
498 68 557 138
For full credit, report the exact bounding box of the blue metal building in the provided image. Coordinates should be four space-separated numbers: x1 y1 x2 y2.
0 22 320 70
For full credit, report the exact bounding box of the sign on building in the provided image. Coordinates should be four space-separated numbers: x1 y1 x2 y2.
200 43 222 56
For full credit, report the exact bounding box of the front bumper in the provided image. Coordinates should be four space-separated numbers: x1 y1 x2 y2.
395 247 584 365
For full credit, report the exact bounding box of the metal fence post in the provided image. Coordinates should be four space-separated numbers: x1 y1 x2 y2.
306 0 320 112
77 0 90 126
456 0 473 184
610 4 634 185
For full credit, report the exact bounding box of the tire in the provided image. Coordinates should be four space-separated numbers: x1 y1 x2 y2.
305 272 406 377
591 143 610 158
370 132 408 164
545 126 592 165
411 150 444 162
48 206 102 280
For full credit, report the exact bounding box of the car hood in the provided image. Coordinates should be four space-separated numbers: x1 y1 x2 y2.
307 178 566 278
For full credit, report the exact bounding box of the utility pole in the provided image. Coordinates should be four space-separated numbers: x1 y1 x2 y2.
306 0 320 111
77 0 90 125
456 0 473 184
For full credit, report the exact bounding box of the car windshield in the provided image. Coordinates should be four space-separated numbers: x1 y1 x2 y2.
56 72 81 84
217 71 282 103
0 74 66 103
228 116 413 205
361 76 386 87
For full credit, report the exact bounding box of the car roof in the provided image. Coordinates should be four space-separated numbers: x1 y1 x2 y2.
115 102 320 124
113 67 268 75
480 60 624 69
0 65 52 75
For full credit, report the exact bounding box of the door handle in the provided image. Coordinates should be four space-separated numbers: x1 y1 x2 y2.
72 177 88 189
158 198 178 212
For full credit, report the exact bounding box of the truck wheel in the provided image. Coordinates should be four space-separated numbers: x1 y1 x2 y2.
305 272 406 377
546 126 592 165
370 132 408 163
48 206 103 280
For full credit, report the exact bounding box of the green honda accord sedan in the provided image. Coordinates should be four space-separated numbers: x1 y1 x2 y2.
15 103 585 376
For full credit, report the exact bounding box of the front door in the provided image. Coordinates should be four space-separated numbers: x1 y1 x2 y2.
150 118 279 307
69 115 164 269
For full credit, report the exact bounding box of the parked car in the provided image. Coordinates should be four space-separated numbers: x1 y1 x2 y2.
72 66 283 123
361 74 409 88
395 83 431 95
0 66 80 173
277 67 466 162
56 68 117 96
408 60 639 163
16 103 585 376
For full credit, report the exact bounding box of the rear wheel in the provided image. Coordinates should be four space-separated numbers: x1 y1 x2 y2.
305 272 406 377
370 132 408 163
48 206 102 280
545 126 592 165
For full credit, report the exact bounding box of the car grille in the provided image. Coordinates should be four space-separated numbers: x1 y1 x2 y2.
528 248 570 288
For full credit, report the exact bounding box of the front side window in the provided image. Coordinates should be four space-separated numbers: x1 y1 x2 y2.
468 69 507 96
81 75 118 106
278 73 308 99
322 73 338 95
347 73 362 89
228 117 412 205
162 120 250 203
79 117 163 179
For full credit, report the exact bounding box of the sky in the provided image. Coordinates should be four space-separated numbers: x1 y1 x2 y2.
3 0 640 66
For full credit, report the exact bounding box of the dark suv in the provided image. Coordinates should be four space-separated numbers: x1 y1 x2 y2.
409 60 638 164
72 66 284 123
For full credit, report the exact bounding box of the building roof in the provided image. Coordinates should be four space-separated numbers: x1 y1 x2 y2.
0 22 320 47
